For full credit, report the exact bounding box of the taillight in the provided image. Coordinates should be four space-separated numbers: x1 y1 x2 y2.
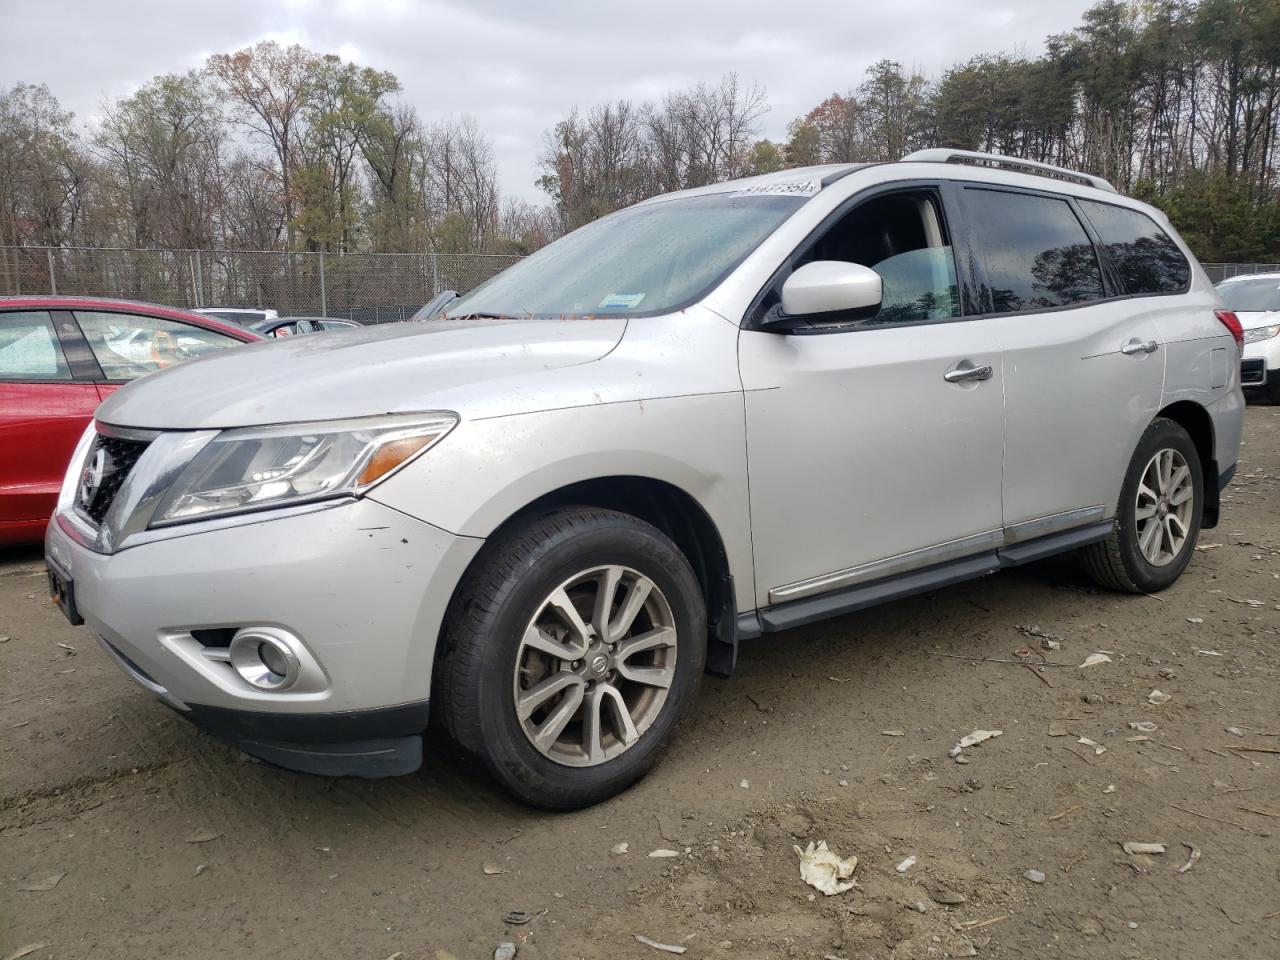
1216 309 1244 347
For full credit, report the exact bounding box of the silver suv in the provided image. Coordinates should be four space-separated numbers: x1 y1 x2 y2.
46 150 1245 808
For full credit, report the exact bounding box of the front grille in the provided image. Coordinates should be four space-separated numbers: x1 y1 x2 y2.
76 434 150 524
1241 358 1266 385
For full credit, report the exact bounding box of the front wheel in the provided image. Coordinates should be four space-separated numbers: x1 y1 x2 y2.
435 507 705 809
1081 417 1203 593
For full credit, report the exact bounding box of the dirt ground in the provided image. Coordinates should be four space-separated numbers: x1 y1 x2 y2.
2 406 1278 960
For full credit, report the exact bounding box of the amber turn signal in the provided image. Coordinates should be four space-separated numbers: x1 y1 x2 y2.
357 434 435 486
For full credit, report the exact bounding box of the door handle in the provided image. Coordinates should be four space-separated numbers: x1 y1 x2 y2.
944 361 994 384
1121 338 1159 356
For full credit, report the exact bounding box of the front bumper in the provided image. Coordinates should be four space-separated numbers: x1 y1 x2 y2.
1241 336 1280 388
46 497 484 776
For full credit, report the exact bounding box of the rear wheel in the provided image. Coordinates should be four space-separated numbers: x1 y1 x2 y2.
436 507 705 809
1081 418 1203 593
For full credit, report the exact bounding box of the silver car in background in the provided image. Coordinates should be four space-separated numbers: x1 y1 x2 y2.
46 150 1244 808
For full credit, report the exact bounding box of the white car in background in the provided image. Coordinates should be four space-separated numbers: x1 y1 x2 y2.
1216 273 1280 402
194 306 279 327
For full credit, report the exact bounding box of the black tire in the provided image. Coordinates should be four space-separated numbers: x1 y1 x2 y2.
1081 417 1203 593
1268 379 1280 405
434 507 705 810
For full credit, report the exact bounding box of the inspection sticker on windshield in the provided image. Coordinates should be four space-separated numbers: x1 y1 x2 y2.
599 293 646 309
730 178 821 197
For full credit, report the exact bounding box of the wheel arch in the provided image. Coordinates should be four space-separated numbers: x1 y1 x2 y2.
442 475 741 678
1156 400 1219 528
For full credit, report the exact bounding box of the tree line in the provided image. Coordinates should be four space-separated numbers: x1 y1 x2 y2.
0 41 542 259
537 0 1280 261
2 0 1278 265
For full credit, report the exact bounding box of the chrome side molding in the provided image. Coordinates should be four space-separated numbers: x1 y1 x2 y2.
770 506 1108 605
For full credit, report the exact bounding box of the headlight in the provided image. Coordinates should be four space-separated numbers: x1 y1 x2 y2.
1243 324 1280 345
151 413 457 526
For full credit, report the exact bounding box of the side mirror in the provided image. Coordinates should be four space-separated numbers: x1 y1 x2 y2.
779 261 882 320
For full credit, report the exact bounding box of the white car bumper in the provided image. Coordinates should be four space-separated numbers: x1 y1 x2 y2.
1241 334 1280 390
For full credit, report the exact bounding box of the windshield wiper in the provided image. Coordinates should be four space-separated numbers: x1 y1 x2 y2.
445 312 517 321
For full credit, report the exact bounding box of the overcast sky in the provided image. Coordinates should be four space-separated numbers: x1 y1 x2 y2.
0 0 1096 201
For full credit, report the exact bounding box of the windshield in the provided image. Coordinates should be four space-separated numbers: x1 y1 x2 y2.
445 193 807 319
1217 277 1280 313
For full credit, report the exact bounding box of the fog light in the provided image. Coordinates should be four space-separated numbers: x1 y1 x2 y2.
229 629 300 690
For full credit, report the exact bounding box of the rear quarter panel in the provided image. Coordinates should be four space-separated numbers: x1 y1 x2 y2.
1154 237 1244 472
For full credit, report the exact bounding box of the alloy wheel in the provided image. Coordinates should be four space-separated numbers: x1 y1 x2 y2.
512 565 677 767
1134 447 1194 566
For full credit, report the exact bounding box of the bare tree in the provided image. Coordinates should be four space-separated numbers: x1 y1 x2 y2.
0 83 92 248
423 116 500 251
207 42 315 246
96 71 224 249
538 74 769 229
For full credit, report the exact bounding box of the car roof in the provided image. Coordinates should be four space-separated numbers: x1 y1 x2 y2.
637 164 865 206
646 151 1127 209
1217 273 1280 284
0 294 261 341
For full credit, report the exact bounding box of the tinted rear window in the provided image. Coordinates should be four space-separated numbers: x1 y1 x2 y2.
1077 200 1190 295
966 189 1105 313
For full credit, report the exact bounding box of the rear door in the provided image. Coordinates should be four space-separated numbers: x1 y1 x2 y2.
958 186 1165 537
0 310 100 532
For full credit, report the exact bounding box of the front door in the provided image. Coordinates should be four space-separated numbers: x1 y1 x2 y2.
739 185 1005 608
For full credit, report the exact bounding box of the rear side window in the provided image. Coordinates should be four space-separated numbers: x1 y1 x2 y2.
0 311 72 380
966 189 1105 313
1078 200 1190 295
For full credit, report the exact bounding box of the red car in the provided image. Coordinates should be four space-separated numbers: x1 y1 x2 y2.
0 296 260 545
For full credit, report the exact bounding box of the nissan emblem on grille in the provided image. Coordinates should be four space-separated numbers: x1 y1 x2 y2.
77 435 151 524
79 447 108 505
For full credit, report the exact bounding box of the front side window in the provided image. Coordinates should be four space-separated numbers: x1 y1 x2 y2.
789 190 961 326
1078 200 1190 295
0 311 71 380
967 190 1105 313
75 311 241 380
445 193 807 319
1216 276 1280 313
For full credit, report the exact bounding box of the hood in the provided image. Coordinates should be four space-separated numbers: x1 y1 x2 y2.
1235 310 1280 331
96 316 628 429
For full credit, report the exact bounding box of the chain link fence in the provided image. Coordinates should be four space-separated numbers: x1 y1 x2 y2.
0 247 524 323
1202 263 1280 283
4 248 1277 317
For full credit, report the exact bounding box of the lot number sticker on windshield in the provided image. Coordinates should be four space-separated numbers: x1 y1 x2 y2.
730 178 821 197
599 293 646 309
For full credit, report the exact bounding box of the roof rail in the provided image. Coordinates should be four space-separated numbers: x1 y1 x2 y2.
901 149 1117 193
